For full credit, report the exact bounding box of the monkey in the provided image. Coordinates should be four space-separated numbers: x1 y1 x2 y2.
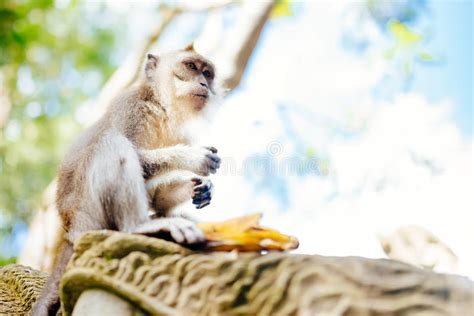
30 43 222 316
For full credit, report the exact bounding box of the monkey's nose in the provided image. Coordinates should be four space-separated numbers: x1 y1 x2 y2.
200 82 208 89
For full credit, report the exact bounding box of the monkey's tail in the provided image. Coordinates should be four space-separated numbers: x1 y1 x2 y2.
30 241 74 316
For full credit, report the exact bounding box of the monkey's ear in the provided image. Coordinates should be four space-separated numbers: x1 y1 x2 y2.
145 53 159 79
184 42 195 52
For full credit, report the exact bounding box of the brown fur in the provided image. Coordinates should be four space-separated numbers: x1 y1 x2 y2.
30 47 221 316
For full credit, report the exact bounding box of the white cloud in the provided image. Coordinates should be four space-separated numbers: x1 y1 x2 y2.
194 2 473 279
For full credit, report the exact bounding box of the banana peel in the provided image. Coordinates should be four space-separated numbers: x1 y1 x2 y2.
197 213 299 252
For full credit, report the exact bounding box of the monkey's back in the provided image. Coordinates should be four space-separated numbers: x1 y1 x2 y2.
56 118 112 232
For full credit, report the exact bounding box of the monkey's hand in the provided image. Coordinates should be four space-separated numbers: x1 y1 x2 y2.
192 146 221 176
133 217 205 244
192 177 213 209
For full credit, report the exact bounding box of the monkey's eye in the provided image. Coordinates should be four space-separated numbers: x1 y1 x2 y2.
203 70 212 79
186 62 197 70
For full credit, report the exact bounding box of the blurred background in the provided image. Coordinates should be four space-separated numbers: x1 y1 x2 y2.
0 0 472 279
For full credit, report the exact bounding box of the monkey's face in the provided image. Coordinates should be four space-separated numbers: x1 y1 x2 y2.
169 53 216 111
148 51 216 114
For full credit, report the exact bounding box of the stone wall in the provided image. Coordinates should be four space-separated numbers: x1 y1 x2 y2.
1 230 473 315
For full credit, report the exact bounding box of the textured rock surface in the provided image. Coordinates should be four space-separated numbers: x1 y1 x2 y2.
72 289 142 316
1 230 473 316
61 230 474 316
0 264 47 315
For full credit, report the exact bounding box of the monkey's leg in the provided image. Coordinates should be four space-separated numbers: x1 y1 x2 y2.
32 135 150 316
146 171 214 215
73 134 204 245
59 134 151 242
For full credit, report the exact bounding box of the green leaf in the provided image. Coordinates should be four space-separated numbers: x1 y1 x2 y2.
271 0 293 18
306 147 316 158
403 61 412 77
388 20 422 45
0 256 17 266
384 48 396 60
418 51 435 62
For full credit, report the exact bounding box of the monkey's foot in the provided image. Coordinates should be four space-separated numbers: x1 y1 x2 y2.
192 177 213 209
133 217 205 244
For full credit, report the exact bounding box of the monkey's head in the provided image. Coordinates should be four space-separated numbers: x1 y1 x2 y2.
145 44 221 118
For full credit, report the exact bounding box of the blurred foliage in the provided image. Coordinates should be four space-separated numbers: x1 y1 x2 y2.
366 0 427 26
389 20 422 45
362 0 436 78
271 0 293 18
385 20 437 76
0 256 16 266
0 0 122 258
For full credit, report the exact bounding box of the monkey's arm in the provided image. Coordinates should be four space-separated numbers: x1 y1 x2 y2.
139 145 221 178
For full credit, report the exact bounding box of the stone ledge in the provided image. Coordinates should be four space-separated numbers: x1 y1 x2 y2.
62 230 474 315
1 230 473 316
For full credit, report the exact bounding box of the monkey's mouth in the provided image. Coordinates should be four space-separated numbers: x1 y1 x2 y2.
192 93 208 100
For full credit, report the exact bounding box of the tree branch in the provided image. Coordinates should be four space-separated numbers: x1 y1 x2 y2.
215 1 274 91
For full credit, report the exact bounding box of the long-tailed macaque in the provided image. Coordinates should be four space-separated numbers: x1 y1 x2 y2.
31 43 222 315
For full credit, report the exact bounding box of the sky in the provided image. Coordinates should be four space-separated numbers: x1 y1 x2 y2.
411 0 472 136
191 0 474 279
